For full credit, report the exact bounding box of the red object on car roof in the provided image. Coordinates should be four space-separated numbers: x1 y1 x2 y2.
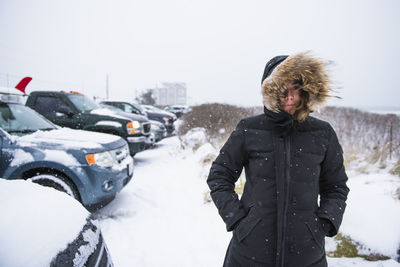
15 77 32 94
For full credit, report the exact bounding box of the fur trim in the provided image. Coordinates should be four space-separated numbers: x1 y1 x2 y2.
261 52 332 121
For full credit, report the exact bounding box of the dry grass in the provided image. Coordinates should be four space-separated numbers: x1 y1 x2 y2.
203 191 212 204
328 234 359 258
235 180 245 195
328 234 391 261
343 149 360 168
201 153 217 166
396 187 400 201
390 158 400 177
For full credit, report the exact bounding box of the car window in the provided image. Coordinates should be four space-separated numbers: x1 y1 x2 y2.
66 94 99 112
0 103 55 133
101 104 123 114
121 103 136 113
34 96 72 115
0 105 15 125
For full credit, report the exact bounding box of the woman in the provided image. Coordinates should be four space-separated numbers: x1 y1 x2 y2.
207 52 349 267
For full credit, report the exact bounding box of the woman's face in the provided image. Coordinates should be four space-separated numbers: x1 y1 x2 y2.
279 81 301 115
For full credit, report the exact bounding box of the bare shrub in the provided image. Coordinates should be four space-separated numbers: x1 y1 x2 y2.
202 153 217 166
203 191 212 204
314 106 400 168
178 103 256 146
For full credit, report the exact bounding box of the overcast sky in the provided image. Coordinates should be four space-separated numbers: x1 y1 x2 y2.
0 0 399 109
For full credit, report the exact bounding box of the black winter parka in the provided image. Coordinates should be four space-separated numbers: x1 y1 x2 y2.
207 107 349 267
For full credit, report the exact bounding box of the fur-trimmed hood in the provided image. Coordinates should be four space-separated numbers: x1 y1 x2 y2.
261 52 333 122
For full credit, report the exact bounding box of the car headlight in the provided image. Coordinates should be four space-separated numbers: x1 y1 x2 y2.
127 121 141 134
85 151 113 168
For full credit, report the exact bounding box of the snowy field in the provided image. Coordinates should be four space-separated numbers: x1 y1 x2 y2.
94 135 400 267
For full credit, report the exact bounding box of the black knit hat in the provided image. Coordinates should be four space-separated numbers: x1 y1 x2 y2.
261 55 289 84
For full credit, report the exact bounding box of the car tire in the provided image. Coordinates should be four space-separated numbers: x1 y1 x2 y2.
28 174 81 201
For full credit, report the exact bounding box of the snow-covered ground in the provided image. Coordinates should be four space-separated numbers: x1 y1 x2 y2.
95 135 400 267
94 136 230 266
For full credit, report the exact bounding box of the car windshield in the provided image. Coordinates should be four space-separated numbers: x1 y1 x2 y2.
67 94 99 112
130 103 142 111
120 103 137 114
0 103 56 134
130 103 147 115
143 105 161 112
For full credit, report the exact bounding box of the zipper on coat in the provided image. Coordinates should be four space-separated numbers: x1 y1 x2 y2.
280 134 291 267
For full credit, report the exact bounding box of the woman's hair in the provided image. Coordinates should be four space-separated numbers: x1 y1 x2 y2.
295 89 309 117
292 79 310 121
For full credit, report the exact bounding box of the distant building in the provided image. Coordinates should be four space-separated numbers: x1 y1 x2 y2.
151 82 187 106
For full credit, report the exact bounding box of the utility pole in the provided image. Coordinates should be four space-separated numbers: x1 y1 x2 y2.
106 74 109 99
389 121 393 160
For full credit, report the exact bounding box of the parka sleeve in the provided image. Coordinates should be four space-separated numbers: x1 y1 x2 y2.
318 124 350 237
207 120 248 232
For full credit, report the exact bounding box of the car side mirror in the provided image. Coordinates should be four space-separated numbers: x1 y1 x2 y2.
57 107 75 117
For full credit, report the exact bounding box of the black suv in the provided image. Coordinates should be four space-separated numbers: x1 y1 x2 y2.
26 91 151 156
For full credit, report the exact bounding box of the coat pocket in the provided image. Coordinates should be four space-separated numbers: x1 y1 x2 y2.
305 221 325 252
234 214 262 243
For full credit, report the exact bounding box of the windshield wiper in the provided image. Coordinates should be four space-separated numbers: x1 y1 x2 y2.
7 129 37 134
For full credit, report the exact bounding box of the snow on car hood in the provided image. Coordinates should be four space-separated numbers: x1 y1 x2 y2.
16 127 123 149
95 120 122 128
4 147 81 167
0 179 90 267
90 108 132 120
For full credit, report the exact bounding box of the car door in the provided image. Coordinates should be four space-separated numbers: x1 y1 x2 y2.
0 129 12 178
33 95 78 128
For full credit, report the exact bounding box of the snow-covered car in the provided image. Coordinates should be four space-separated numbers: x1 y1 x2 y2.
0 179 113 267
164 105 191 118
0 93 134 208
98 103 154 148
149 119 167 142
141 104 176 135
142 104 177 121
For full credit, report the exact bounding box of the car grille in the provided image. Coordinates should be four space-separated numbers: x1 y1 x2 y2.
142 122 151 134
112 144 130 165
